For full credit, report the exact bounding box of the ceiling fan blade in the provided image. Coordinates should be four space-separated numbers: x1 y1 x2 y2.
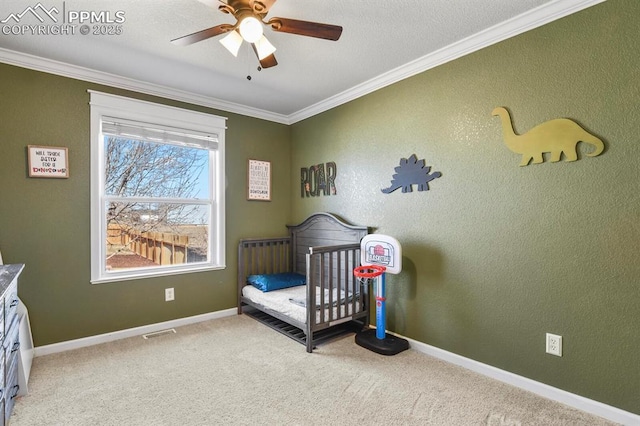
171 24 234 46
195 0 229 9
251 43 278 68
267 18 342 41
250 0 277 14
259 54 278 68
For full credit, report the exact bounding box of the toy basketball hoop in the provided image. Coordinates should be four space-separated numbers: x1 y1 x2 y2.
354 235 409 356
353 264 386 279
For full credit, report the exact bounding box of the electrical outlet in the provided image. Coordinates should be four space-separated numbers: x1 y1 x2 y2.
165 288 175 302
546 333 562 356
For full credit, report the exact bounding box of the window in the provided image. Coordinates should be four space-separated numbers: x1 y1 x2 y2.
90 91 226 283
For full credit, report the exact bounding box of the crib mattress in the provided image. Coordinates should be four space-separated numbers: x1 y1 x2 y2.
241 285 361 325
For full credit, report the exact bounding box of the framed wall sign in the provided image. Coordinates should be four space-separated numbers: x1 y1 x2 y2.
247 159 271 201
28 145 69 178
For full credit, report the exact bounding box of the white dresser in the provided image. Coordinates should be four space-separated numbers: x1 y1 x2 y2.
0 264 24 426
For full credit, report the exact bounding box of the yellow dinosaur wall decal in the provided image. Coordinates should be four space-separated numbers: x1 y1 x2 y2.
492 107 604 166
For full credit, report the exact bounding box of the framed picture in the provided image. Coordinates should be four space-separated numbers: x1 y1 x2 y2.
28 145 69 178
247 159 271 201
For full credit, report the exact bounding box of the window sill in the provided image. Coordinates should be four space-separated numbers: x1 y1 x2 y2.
91 264 226 284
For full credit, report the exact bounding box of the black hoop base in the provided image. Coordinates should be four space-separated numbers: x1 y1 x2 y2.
355 329 409 356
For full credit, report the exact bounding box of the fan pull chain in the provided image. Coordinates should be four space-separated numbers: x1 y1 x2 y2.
246 43 251 81
246 43 252 80
245 43 262 81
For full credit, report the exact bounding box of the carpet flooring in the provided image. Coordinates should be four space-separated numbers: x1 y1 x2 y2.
11 315 617 425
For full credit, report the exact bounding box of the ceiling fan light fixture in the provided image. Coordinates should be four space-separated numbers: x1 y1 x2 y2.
254 35 276 60
238 16 263 43
172 4 343 69
219 30 243 57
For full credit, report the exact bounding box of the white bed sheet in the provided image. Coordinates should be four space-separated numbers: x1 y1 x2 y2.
241 285 361 325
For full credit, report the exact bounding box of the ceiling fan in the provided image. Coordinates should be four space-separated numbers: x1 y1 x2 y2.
171 0 343 69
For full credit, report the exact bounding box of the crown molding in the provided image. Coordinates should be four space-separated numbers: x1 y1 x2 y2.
0 0 604 125
288 0 606 124
0 47 290 125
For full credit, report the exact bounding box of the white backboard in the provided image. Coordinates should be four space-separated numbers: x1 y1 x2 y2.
361 234 402 274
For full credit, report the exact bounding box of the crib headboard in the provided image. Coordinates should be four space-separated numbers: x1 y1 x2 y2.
287 212 369 275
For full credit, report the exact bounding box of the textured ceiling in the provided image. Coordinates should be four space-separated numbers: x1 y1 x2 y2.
0 0 603 123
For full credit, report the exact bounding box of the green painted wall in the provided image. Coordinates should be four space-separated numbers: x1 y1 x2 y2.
291 1 639 415
0 0 638 417
0 64 291 346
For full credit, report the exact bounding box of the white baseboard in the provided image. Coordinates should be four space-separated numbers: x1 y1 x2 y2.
33 308 236 357
405 336 639 426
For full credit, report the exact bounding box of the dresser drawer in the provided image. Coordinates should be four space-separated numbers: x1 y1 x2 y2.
0 349 4 397
0 314 4 345
0 301 4 344
3 283 18 335
3 318 18 379
4 356 18 425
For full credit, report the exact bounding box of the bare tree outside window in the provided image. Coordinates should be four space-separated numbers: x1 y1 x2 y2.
104 137 210 270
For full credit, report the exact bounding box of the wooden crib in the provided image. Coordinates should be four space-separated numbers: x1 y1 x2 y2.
237 212 369 352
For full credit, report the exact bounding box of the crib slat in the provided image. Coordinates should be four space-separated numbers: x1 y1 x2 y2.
350 247 357 314
273 241 278 273
240 238 293 276
319 253 326 324
308 243 364 326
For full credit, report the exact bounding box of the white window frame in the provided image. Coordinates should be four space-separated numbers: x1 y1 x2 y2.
89 91 227 283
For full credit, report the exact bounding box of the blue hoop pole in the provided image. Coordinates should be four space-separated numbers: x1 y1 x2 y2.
375 272 386 340
354 265 387 340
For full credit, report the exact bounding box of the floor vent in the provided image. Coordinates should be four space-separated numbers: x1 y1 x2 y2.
142 329 177 339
